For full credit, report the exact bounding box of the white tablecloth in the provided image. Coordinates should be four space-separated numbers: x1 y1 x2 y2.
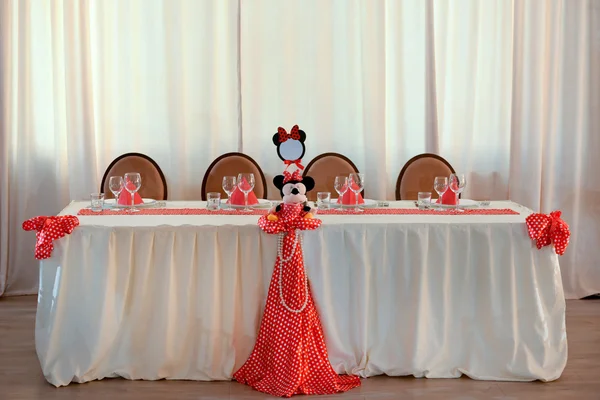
36 201 567 387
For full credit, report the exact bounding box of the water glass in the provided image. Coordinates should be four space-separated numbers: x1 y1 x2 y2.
317 192 331 209
207 192 221 211
417 192 432 209
90 193 105 212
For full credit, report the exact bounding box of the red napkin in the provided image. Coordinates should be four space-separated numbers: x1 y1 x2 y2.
118 181 143 205
337 184 365 205
436 190 457 205
229 178 259 205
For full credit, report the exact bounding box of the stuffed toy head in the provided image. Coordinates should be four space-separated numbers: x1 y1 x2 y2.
273 170 315 205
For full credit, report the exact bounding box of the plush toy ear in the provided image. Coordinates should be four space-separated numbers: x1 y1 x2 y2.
298 130 307 143
302 176 315 192
272 133 280 146
273 175 285 190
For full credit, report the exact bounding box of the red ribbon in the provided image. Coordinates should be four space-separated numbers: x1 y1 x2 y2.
284 159 305 170
258 205 322 235
277 125 301 143
283 170 303 183
22 216 79 260
525 211 570 256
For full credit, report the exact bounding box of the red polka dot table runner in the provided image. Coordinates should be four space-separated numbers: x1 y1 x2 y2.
77 208 519 216
316 208 519 215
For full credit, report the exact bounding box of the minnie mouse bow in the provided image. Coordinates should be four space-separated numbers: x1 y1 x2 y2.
525 210 570 256
277 125 301 143
283 170 303 183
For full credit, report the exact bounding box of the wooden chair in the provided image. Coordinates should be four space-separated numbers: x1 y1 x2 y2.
302 152 360 201
395 153 455 200
101 153 168 200
201 152 267 200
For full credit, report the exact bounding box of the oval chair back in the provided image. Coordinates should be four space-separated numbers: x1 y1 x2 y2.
395 153 455 200
302 153 360 201
201 152 267 200
101 153 168 200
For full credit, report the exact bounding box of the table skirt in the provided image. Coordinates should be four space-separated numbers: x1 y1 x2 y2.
36 222 567 387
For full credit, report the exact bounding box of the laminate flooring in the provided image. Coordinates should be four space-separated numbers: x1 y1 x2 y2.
1 296 599 400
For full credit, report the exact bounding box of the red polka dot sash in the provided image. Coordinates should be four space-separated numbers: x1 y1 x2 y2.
233 203 361 396
22 216 79 260
525 211 570 255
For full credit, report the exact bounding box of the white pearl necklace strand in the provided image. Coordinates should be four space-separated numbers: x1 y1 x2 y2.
277 231 309 313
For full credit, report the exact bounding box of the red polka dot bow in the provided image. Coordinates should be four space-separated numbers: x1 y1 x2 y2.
277 125 301 143
525 211 570 256
283 169 303 183
22 216 79 260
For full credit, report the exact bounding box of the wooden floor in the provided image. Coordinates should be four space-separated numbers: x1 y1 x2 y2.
1 296 599 400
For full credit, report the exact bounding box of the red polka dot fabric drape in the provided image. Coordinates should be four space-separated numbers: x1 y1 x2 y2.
22 216 79 260
233 204 360 397
525 211 570 256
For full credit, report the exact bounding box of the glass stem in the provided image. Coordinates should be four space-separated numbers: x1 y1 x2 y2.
244 193 248 210
355 195 359 212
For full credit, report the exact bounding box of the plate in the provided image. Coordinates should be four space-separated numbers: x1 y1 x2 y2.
223 199 273 209
330 199 379 208
105 198 157 208
433 199 479 209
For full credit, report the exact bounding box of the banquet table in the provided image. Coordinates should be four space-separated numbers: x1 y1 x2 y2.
35 200 567 387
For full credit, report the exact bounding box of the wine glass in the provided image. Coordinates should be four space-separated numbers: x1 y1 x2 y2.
237 173 255 213
222 176 237 210
333 176 348 212
348 173 365 213
449 173 466 211
433 176 448 211
108 176 124 212
123 172 142 213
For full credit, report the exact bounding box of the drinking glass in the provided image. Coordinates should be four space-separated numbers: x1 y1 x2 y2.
123 172 142 213
237 173 255 212
108 176 124 211
417 192 432 209
207 192 221 211
222 176 237 210
348 173 365 213
449 173 467 211
317 192 331 210
333 176 348 212
90 193 105 212
433 176 448 211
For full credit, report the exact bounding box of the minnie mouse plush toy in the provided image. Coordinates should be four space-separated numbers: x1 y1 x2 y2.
267 169 316 221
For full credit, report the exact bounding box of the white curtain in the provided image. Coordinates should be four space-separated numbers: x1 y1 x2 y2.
0 0 242 294
1 0 599 298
